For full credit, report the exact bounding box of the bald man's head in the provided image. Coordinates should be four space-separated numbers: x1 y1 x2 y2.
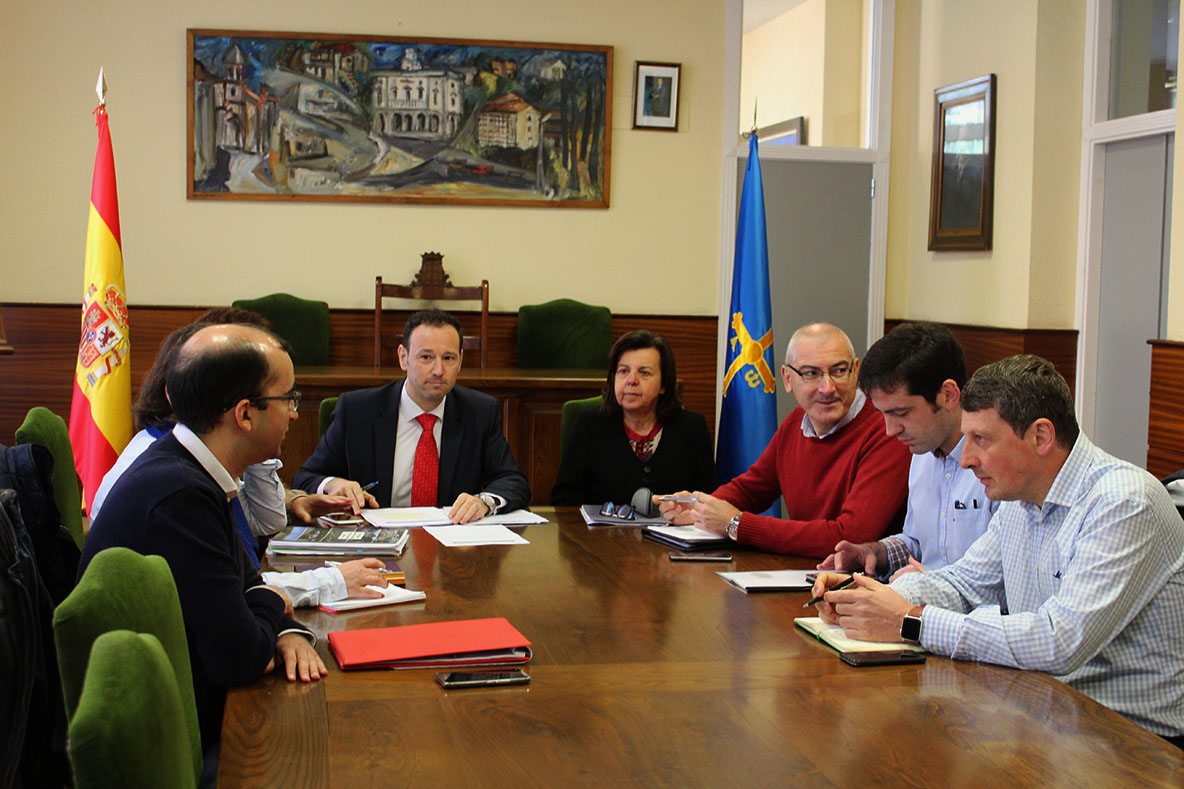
166 324 291 434
784 323 854 366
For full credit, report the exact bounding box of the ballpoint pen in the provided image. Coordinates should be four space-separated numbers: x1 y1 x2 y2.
801 573 862 607
361 481 379 492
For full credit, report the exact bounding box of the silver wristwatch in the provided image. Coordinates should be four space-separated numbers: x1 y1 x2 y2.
725 513 741 541
477 492 498 514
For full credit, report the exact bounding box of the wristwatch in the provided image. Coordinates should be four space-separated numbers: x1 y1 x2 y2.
900 605 925 643
477 492 498 515
725 513 741 541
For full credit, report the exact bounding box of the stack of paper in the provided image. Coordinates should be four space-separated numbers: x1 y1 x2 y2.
266 526 410 556
318 584 426 614
361 508 549 529
362 507 453 528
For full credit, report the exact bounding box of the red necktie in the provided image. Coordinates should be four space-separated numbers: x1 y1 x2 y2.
411 413 438 507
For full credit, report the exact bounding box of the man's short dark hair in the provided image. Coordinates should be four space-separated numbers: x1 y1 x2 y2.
961 354 1079 449
859 322 967 405
165 328 287 435
600 330 683 420
133 308 277 431
402 309 463 349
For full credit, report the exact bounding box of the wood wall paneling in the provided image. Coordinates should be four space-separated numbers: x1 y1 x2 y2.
1147 341 1184 478
0 304 719 505
883 320 1078 392
2 306 1092 494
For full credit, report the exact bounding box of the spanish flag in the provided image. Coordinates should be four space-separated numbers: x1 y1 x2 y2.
69 94 132 515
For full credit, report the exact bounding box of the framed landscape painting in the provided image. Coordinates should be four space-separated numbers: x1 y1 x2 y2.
188 29 612 207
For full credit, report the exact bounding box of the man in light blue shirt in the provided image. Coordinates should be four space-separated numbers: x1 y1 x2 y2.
814 354 1184 741
820 322 996 579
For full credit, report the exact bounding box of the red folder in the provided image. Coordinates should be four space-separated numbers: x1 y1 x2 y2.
328 617 532 670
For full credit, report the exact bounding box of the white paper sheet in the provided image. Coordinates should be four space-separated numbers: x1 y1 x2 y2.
424 524 531 546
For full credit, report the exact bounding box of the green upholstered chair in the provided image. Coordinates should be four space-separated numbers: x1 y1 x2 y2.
517 299 612 369
232 292 330 366
15 406 84 549
560 394 604 456
53 547 202 784
318 396 339 438
68 630 196 789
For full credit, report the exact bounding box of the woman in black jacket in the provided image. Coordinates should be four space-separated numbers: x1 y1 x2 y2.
551 330 716 505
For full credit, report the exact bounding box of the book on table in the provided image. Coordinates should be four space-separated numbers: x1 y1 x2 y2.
265 525 410 556
328 616 532 670
794 616 926 654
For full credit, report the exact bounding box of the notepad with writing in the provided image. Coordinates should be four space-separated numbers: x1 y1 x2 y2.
328 617 532 670
794 616 926 654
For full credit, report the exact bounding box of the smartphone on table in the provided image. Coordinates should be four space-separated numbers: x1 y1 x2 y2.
319 512 366 527
840 650 926 667
435 669 531 689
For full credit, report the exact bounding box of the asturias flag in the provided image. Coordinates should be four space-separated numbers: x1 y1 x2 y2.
69 101 132 515
716 133 778 492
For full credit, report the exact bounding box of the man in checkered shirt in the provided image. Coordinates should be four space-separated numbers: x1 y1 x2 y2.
813 354 1184 744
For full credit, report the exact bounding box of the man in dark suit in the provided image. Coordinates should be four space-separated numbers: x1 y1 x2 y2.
293 309 530 522
80 323 324 774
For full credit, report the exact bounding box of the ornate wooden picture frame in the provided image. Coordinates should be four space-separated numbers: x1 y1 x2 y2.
188 29 612 208
928 74 996 251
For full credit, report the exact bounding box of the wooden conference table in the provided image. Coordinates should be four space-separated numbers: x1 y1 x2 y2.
283 367 604 505
219 508 1184 786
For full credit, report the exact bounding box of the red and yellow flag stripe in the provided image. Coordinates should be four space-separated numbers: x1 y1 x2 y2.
69 106 132 514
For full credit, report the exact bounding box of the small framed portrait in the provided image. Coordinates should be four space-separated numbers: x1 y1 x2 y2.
633 61 681 131
928 74 996 251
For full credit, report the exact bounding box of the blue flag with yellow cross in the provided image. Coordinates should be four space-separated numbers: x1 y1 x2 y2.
716 133 778 493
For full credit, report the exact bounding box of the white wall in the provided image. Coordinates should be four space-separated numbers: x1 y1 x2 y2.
0 0 726 314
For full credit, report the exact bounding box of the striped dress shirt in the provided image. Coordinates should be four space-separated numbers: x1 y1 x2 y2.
892 434 1184 736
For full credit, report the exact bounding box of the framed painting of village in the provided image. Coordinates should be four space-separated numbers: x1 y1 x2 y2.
187 29 612 208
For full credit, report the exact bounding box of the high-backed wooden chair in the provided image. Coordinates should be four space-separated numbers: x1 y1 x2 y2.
374 253 489 369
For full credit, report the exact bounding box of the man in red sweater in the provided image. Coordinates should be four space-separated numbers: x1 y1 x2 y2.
657 323 910 557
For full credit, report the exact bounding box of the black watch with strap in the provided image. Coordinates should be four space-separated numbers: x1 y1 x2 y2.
900 604 925 643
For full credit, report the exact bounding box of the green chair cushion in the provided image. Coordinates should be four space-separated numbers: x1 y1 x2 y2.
232 292 330 366
15 406 84 550
560 395 604 457
53 547 202 784
517 298 612 369
68 630 196 789
319 396 339 438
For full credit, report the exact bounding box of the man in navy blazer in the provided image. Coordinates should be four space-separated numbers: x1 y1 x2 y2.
81 323 324 770
293 309 530 521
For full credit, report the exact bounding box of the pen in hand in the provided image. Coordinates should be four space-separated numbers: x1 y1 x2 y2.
802 573 862 608
360 481 379 492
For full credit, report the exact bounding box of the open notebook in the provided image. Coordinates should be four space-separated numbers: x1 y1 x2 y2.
795 617 926 654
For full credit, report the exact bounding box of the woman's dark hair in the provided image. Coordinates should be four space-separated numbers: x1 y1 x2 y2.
600 330 682 420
